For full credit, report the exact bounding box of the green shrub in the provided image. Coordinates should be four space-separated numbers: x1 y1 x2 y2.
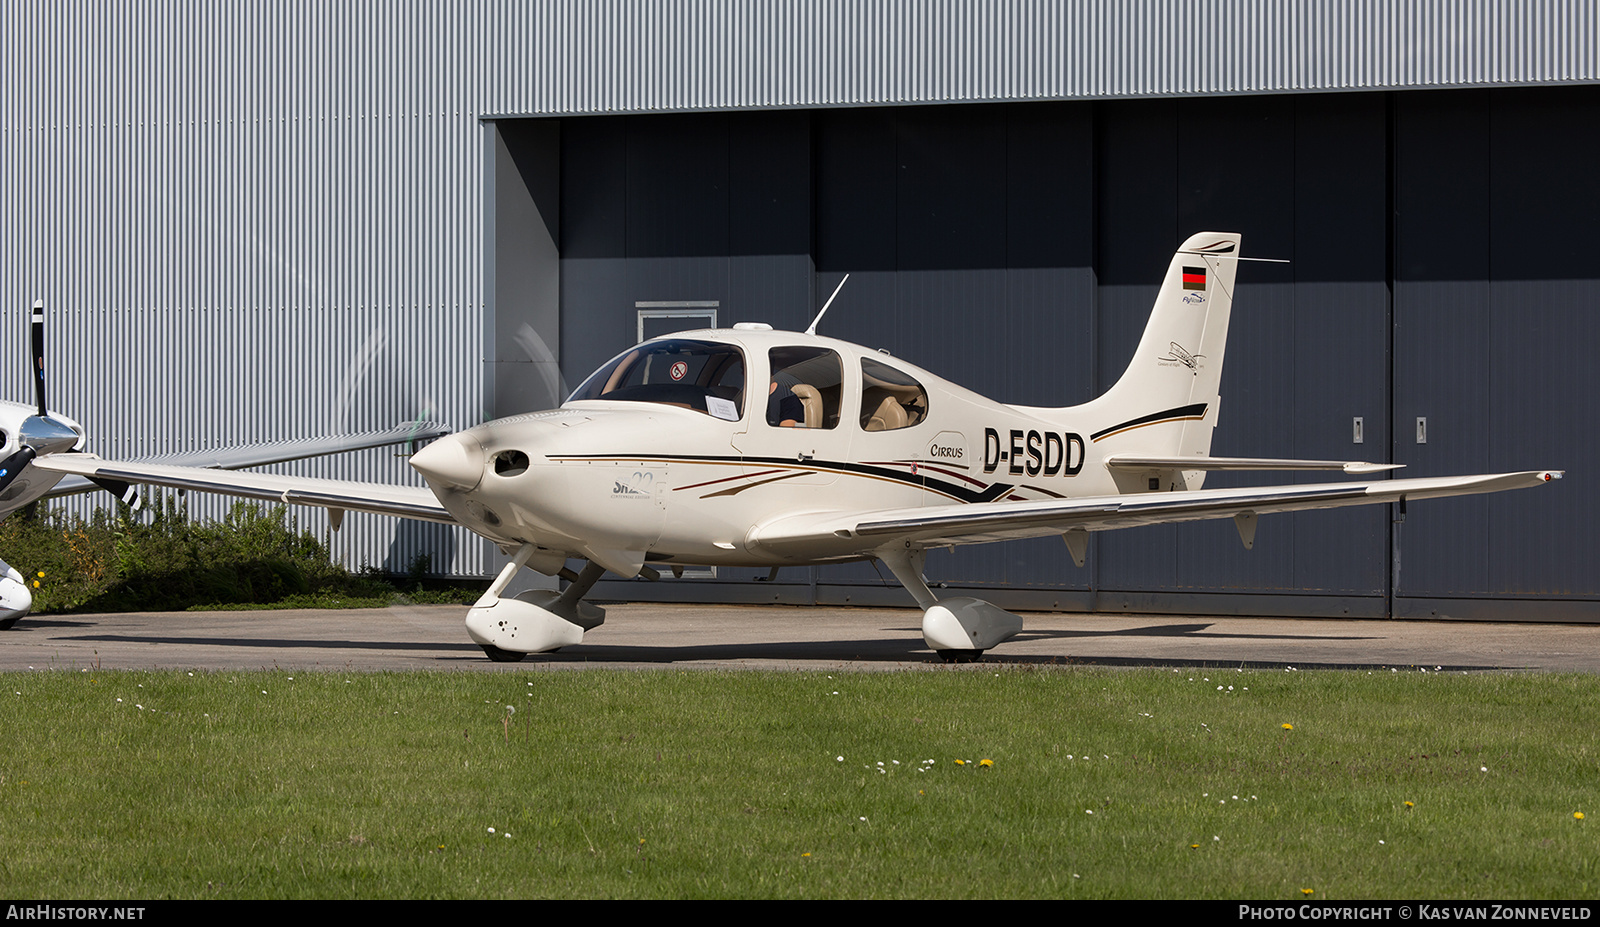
0 495 481 612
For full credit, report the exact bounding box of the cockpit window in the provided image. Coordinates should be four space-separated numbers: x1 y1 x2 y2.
568 339 747 421
859 357 928 431
768 347 843 428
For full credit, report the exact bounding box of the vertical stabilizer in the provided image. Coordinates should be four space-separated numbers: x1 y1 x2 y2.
1074 232 1242 486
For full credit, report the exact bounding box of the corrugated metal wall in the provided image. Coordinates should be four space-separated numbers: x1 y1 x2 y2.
2 0 1594 577
1 1 493 574
479 0 1599 114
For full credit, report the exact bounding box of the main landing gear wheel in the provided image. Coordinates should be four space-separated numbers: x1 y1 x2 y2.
481 644 528 663
936 649 984 663
0 617 18 631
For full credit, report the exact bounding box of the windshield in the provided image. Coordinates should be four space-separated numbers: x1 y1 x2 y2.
567 339 747 421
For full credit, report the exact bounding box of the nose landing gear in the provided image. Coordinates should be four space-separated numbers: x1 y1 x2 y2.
466 547 607 661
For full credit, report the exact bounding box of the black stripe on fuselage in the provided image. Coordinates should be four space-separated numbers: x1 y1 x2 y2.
1090 403 1209 442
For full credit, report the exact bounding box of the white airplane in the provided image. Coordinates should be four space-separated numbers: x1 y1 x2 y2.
0 302 448 628
33 233 1562 661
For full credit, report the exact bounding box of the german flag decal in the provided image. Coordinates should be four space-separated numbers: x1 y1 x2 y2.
1182 266 1206 290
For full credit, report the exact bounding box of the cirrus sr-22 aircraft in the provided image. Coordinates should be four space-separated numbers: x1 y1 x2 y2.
27 232 1562 661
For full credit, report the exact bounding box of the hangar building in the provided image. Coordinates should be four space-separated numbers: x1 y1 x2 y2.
4 1 1596 621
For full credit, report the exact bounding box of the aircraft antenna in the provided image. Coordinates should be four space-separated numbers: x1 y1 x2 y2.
805 273 850 336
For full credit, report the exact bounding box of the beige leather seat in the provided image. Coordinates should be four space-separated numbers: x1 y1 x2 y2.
791 384 823 428
863 393 908 432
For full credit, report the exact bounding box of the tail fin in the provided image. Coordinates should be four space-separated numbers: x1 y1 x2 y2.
1074 232 1241 484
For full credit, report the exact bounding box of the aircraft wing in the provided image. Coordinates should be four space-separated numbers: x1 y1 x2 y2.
41 423 452 499
749 470 1562 555
33 454 454 524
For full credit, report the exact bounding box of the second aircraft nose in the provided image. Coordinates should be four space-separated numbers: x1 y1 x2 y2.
410 432 484 492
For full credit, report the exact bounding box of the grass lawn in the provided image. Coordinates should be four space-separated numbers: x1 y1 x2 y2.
1 666 1595 898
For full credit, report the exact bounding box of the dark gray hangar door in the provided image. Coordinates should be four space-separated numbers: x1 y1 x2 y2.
491 86 1598 621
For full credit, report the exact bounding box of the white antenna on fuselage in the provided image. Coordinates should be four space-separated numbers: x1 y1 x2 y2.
805 273 850 336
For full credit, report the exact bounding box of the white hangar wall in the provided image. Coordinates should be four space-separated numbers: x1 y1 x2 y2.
1 0 1595 583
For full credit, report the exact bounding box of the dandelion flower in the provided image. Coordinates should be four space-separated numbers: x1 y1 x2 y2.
1302 888 1315 896
1404 801 1415 808
979 759 993 768
1281 723 1293 730
955 759 965 766
1576 812 1586 821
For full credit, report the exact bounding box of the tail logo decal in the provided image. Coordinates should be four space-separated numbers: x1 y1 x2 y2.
1158 343 1205 372
1182 266 1207 290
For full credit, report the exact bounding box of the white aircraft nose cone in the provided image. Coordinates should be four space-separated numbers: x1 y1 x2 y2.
410 433 484 492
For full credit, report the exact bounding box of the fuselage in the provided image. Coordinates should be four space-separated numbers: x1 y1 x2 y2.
412 327 1172 573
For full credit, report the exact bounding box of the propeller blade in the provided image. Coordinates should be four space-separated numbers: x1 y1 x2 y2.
0 446 37 498
88 476 142 511
30 300 45 417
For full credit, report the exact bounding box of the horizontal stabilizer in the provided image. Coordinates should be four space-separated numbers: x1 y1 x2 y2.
1105 455 1402 475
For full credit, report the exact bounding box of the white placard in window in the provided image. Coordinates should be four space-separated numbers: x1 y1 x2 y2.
706 396 739 421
